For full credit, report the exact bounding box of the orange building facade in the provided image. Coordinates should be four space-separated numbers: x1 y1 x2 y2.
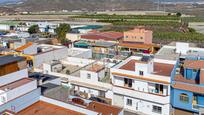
123 27 153 44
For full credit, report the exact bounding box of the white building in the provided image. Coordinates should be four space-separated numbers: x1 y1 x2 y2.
15 42 38 55
72 63 108 98
0 24 12 31
15 43 69 68
0 55 40 112
33 44 68 67
0 78 37 105
110 55 175 115
26 22 57 33
66 33 81 42
43 57 114 103
155 42 204 61
0 55 123 115
67 47 92 59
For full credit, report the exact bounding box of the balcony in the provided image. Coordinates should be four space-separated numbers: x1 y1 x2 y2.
148 88 165 96
192 104 204 111
113 86 170 104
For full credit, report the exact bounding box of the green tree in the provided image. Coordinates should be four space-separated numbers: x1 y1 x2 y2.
167 13 171 16
55 23 71 43
176 12 182 17
188 28 196 33
28 25 39 34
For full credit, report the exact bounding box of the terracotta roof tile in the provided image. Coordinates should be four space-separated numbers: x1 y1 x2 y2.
17 101 84 115
87 64 104 72
153 62 174 76
172 82 204 94
81 32 123 41
119 60 137 71
0 78 34 90
174 108 193 115
174 74 198 84
183 60 204 69
87 101 122 115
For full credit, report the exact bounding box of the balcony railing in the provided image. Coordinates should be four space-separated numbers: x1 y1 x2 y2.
192 104 204 111
113 86 170 104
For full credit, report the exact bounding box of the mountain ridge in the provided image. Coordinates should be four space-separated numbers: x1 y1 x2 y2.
13 0 155 12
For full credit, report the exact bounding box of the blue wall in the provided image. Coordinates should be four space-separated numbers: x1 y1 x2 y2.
184 69 199 80
171 57 204 113
171 88 198 113
0 88 41 113
198 95 204 105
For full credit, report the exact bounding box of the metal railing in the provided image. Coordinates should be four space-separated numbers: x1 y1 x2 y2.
192 104 204 111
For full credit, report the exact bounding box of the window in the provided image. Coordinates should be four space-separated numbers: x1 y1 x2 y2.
0 96 6 103
139 71 144 76
126 99 132 106
180 93 189 103
155 84 164 94
88 89 93 94
152 105 162 114
124 78 133 88
193 69 197 72
87 73 91 79
140 37 143 39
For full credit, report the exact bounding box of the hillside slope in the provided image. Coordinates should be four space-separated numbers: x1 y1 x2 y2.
13 0 155 12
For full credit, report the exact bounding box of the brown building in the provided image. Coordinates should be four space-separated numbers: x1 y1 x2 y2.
123 27 153 44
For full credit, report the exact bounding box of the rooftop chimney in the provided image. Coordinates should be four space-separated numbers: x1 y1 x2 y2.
200 69 204 84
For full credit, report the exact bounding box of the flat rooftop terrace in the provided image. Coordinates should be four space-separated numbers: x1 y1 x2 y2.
59 64 82 75
16 101 84 115
87 101 122 115
119 59 138 71
155 46 204 60
153 62 174 76
85 64 105 72
0 78 34 91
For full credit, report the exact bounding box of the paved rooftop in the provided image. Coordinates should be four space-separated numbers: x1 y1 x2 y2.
183 60 204 69
86 64 105 72
172 82 204 94
119 60 138 71
87 101 122 115
155 46 204 60
81 31 123 41
60 64 82 75
155 47 179 60
153 62 174 76
16 101 84 115
42 84 71 102
0 78 34 90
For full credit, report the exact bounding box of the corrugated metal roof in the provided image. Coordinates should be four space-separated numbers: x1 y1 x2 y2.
0 55 25 66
